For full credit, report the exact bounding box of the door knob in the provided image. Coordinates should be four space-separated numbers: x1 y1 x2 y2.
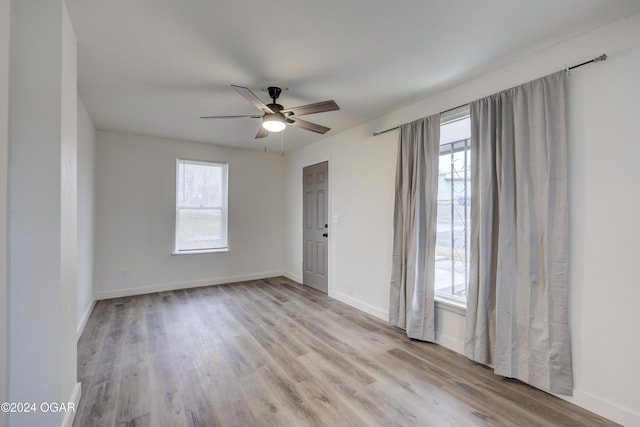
322 233 328 237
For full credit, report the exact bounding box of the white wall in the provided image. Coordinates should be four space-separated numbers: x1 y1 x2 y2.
0 0 10 426
284 127 396 319
59 8 80 426
284 13 640 426
8 1 80 426
77 99 96 338
95 131 285 298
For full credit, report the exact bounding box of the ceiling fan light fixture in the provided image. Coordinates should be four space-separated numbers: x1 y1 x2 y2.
262 114 286 132
200 85 338 138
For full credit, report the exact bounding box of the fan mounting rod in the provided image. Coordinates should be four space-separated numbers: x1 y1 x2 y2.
267 86 282 104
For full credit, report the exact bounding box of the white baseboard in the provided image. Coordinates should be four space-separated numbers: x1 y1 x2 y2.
435 333 465 354
62 382 81 427
558 388 640 427
95 271 284 300
283 271 302 283
329 290 388 321
77 299 96 341
327 291 464 352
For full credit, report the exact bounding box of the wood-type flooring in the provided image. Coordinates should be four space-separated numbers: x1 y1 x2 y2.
73 277 617 426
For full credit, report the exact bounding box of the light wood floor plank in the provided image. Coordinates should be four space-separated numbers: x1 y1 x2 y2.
74 277 618 427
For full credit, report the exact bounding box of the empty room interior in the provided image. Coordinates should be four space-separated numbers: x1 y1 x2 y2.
2 1 640 426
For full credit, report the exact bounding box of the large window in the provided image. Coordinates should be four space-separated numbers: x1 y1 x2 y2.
175 159 228 253
435 108 471 306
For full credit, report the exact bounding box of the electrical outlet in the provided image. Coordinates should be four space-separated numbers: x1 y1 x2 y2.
121 270 128 279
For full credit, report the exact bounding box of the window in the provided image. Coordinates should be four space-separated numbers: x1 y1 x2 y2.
175 159 228 253
435 108 471 306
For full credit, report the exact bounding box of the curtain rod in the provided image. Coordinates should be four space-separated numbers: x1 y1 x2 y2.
372 53 608 137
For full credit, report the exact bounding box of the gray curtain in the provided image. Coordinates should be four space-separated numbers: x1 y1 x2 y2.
389 114 440 342
465 71 573 395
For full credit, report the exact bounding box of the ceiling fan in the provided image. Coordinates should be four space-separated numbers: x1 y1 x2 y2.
201 85 340 138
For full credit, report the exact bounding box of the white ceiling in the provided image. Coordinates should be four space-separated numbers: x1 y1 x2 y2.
66 0 640 152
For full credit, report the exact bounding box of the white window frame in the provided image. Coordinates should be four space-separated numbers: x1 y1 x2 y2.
435 106 470 311
173 158 229 254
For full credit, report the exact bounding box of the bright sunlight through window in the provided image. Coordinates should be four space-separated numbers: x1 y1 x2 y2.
175 159 228 253
435 108 471 307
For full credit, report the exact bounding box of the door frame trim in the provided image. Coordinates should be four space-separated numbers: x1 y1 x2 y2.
301 157 331 294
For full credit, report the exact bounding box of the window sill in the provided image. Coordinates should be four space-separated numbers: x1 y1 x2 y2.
435 296 467 316
172 248 229 255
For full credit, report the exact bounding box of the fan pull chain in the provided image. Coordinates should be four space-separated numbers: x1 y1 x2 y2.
281 131 284 157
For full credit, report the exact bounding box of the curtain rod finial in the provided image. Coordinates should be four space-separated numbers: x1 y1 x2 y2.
595 54 607 62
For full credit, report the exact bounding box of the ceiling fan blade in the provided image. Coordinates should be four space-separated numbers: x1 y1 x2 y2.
231 85 274 114
255 127 269 139
200 115 262 119
281 100 339 117
287 118 330 134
